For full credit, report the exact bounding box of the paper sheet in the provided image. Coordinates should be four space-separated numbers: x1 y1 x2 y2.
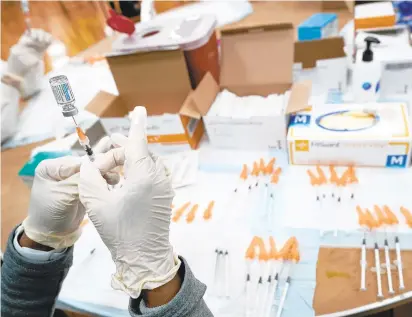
58 148 412 316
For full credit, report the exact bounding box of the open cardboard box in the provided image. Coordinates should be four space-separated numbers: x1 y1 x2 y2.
293 37 347 95
83 49 207 151
199 23 311 150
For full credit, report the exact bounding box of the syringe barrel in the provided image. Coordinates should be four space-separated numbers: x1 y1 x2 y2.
49 75 78 117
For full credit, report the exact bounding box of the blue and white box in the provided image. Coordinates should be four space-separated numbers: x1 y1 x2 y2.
298 13 338 41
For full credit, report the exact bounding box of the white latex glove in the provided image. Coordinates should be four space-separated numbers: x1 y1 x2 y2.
22 137 118 249
1 80 20 143
79 106 180 299
18 29 53 58
7 29 52 98
7 45 39 77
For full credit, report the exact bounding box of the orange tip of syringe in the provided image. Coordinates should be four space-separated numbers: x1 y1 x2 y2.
271 173 279 184
365 208 379 229
316 166 327 184
76 127 87 142
400 207 412 227
356 206 367 227
373 205 388 226
240 164 248 180
329 165 339 184
258 250 269 262
265 158 276 174
259 158 266 174
383 205 399 225
245 236 259 260
307 170 320 186
251 161 260 176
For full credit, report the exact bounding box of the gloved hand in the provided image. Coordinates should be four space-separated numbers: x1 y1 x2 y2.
17 29 53 58
22 136 118 249
8 29 52 76
7 29 53 98
1 78 20 143
79 106 180 299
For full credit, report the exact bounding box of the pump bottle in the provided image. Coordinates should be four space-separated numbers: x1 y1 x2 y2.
353 36 381 102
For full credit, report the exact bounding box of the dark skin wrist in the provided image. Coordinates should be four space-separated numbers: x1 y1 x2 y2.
143 272 182 308
19 230 182 307
18 232 54 251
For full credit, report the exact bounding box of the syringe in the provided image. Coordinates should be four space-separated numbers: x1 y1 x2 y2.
49 75 95 162
20 0 31 33
76 127 95 162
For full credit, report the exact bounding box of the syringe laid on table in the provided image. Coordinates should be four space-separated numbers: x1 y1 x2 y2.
49 75 95 162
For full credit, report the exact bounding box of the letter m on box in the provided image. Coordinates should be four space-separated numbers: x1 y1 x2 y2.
386 155 407 168
290 114 311 126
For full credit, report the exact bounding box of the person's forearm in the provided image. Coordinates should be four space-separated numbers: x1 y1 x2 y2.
130 257 213 317
1 226 73 317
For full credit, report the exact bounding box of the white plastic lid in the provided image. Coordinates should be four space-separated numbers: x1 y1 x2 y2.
111 14 217 53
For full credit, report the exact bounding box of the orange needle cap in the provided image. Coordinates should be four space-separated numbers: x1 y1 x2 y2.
383 205 399 225
316 166 327 184
240 164 248 180
265 158 276 174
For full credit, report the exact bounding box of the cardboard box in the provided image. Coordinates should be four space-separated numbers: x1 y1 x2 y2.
287 102 412 167
293 37 347 95
354 1 396 30
298 13 338 41
84 49 208 151
200 23 311 151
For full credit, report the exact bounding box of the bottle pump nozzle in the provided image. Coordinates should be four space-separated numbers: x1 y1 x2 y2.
362 36 380 62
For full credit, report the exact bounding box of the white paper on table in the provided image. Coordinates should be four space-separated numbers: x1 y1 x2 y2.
280 166 412 233
161 150 199 189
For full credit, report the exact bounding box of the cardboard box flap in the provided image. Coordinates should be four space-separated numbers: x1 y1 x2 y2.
220 23 295 89
294 37 345 69
180 72 220 118
107 49 192 115
192 72 220 116
180 91 201 119
285 80 312 114
86 91 129 118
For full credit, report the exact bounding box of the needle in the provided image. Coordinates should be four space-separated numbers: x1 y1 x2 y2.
224 250 230 299
356 206 367 291
365 208 383 298
76 127 95 162
213 249 220 294
72 116 78 126
275 237 299 317
384 206 404 290
374 205 394 294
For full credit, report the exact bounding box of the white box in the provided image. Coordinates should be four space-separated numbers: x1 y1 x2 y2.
197 23 311 151
287 102 412 168
99 114 193 154
294 37 347 95
203 115 290 151
355 1 396 30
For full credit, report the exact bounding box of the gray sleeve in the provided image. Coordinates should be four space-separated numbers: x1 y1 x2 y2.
129 257 213 317
1 227 73 317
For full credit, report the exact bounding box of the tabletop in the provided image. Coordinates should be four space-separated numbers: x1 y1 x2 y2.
3 2 411 317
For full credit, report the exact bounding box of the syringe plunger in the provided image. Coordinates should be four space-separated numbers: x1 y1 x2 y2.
49 75 78 117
